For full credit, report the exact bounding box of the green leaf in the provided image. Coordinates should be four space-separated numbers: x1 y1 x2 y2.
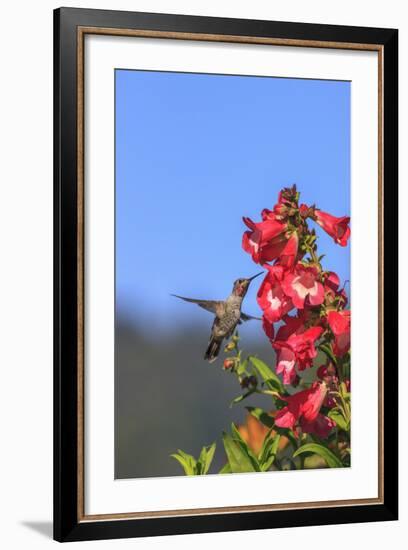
319 344 337 365
271 426 298 452
328 409 349 431
222 432 256 473
264 378 284 393
230 422 248 446
259 433 281 471
202 442 216 475
178 449 198 474
249 356 284 393
219 462 232 474
177 449 196 468
236 358 248 377
176 449 192 460
196 449 205 475
230 423 260 471
170 452 196 475
339 382 351 401
258 429 274 462
229 389 256 408
293 443 343 468
172 444 216 476
262 436 281 471
246 407 275 428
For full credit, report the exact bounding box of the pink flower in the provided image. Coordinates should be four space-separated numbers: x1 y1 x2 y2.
273 322 324 384
315 209 350 247
277 232 299 269
242 214 289 264
275 382 335 438
243 212 287 245
327 310 351 357
274 314 304 340
273 346 297 385
262 316 275 343
301 414 336 438
281 265 325 309
324 271 340 293
257 265 293 323
273 202 288 220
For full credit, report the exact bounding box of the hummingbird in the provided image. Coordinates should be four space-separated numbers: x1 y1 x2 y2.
172 272 263 363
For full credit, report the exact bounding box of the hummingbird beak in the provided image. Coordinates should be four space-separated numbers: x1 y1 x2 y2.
247 271 264 283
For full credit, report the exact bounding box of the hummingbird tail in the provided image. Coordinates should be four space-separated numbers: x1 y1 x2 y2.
204 337 222 363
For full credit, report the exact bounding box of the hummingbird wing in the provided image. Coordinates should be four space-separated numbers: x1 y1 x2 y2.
171 294 225 317
240 312 262 322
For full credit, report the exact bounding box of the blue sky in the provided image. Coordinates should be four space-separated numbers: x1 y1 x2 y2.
115 69 350 337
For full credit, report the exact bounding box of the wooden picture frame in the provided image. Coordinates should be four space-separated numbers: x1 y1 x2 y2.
54 7 398 542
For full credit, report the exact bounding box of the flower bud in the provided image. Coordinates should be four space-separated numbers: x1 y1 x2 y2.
223 358 236 371
240 376 250 389
224 341 236 352
273 202 288 220
299 203 310 218
325 393 337 409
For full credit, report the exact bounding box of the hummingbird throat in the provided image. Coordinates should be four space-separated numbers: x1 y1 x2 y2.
235 284 247 297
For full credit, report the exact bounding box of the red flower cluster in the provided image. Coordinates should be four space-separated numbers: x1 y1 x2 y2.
242 185 351 439
275 382 336 438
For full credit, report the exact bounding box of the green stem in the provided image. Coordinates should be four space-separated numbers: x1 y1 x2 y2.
296 434 306 470
336 358 344 382
258 389 281 399
331 391 350 423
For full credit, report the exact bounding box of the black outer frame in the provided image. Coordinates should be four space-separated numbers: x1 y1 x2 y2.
54 7 398 542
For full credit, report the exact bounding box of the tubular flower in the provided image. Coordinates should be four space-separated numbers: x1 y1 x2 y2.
277 231 299 269
274 314 305 341
273 345 297 385
262 316 275 343
242 229 289 265
314 209 350 247
242 213 288 264
301 413 336 438
281 264 325 309
257 265 293 323
324 271 340 294
275 382 335 438
273 324 324 385
243 213 287 245
327 310 351 357
273 202 288 220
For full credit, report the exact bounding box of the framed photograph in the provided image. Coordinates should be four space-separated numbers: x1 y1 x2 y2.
54 7 398 542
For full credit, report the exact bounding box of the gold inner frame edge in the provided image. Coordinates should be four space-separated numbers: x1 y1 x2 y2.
76 26 384 522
